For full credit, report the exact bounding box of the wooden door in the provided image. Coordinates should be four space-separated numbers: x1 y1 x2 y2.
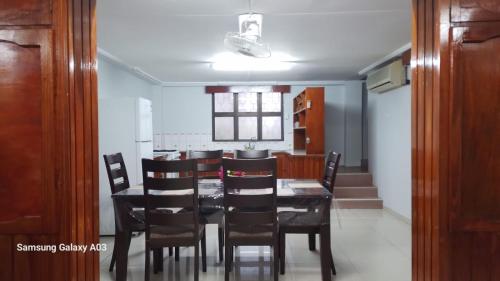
413 0 500 280
448 23 500 281
0 0 99 280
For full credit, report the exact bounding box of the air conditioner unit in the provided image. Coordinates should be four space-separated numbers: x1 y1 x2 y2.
366 59 404 93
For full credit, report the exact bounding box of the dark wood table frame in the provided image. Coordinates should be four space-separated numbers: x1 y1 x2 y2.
111 179 333 281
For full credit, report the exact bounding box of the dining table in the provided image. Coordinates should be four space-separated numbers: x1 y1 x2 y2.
111 178 334 281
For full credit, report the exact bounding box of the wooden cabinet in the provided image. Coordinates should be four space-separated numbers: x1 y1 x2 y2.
293 87 324 155
273 152 290 178
177 151 324 180
272 152 324 180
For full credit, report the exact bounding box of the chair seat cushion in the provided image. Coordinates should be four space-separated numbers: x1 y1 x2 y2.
227 224 274 245
278 211 323 227
228 230 273 245
149 225 205 247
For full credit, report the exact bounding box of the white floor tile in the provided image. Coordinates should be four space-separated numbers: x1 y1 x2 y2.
99 209 411 281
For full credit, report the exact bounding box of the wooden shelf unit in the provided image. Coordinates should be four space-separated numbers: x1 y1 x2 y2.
292 87 325 154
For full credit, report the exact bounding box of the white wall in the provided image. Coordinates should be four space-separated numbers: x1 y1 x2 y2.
344 81 363 166
153 83 362 166
324 85 347 166
97 55 158 235
153 86 293 151
98 57 157 100
367 84 412 219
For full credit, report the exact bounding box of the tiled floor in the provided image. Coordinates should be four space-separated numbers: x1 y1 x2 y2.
99 209 411 281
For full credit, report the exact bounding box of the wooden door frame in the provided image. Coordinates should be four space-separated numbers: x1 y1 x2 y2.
412 0 448 279
81 0 449 280
69 0 100 279
73 0 496 280
77 0 443 279
57 0 100 279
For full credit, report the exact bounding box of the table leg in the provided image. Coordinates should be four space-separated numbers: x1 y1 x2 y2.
319 198 332 281
320 225 332 281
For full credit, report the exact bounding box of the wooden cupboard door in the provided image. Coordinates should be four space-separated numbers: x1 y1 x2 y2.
304 88 325 155
449 24 500 280
0 29 56 234
0 0 52 25
452 0 500 22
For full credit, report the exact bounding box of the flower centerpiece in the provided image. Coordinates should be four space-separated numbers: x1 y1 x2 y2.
218 166 245 180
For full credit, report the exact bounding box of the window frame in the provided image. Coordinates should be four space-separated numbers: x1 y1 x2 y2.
212 92 284 142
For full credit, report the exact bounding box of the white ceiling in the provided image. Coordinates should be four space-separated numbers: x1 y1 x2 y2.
97 0 411 83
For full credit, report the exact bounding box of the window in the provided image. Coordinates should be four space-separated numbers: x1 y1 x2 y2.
212 92 284 141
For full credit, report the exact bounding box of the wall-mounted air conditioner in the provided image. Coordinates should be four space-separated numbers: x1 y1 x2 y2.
366 59 404 93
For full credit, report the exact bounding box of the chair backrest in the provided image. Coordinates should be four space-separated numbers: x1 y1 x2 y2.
235 149 269 159
142 159 199 239
322 151 341 193
103 153 130 194
222 157 277 233
188 150 223 179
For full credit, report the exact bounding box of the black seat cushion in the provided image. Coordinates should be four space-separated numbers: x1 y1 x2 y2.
149 225 205 247
227 224 274 245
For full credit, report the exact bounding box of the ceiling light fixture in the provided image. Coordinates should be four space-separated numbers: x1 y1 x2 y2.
210 52 294 71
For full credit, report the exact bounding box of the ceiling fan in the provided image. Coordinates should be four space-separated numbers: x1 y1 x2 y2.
224 0 271 58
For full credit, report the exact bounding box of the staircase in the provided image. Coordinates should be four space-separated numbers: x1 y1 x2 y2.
333 172 383 209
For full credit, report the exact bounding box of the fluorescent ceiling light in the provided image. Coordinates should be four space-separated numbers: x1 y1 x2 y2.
210 52 294 72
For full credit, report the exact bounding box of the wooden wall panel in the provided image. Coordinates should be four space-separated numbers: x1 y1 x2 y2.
0 0 52 25
452 0 500 22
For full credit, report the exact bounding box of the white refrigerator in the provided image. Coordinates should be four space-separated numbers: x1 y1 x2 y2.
98 97 153 235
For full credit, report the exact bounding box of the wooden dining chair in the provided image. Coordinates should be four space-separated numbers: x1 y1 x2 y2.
235 149 269 159
188 150 223 179
278 151 341 275
104 153 171 273
188 150 225 262
142 159 207 281
222 157 279 281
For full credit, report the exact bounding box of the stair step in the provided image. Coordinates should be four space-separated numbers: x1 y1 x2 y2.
336 173 373 187
334 186 378 198
333 198 383 209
